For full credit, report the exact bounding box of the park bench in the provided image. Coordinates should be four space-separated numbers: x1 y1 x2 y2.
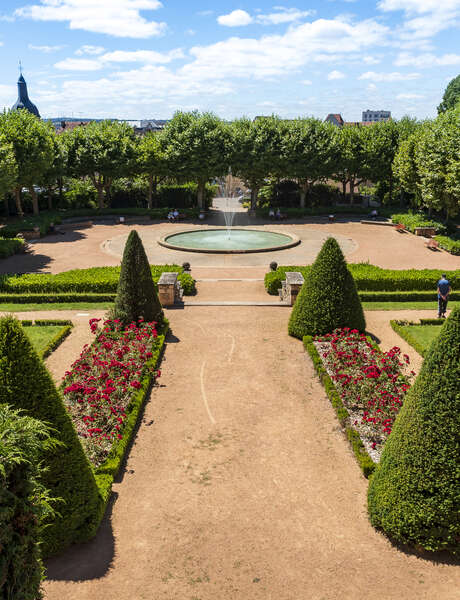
425 239 440 251
395 223 406 233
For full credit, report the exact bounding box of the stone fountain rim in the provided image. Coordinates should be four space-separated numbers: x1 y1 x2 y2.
158 227 301 254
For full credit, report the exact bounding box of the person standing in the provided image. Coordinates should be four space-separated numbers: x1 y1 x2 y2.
437 274 451 318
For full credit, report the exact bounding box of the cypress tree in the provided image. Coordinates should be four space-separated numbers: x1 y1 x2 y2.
368 307 460 554
0 316 101 556
112 229 164 326
288 237 365 338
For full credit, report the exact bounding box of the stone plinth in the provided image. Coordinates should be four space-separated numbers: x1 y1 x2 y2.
285 271 304 305
158 272 183 307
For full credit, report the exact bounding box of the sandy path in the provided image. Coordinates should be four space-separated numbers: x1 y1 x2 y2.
43 307 459 600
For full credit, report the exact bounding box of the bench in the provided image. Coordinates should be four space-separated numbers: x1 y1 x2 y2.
415 226 436 237
425 239 440 251
395 223 406 233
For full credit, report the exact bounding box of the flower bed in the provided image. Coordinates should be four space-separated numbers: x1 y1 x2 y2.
62 318 162 467
311 328 414 464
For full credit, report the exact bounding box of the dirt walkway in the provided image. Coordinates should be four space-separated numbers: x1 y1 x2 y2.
43 307 459 600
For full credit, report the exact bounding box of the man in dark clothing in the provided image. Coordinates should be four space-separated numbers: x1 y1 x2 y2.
437 274 451 318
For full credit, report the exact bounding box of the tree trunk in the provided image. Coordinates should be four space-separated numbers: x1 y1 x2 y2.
15 188 23 219
250 187 259 211
47 188 53 211
147 174 153 209
389 172 393 204
299 181 308 209
96 185 104 209
350 181 354 205
342 181 347 201
3 194 9 217
30 187 40 216
197 181 205 209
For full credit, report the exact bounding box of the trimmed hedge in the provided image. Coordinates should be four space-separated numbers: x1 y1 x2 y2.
0 265 196 296
0 215 62 238
0 316 101 557
368 308 460 554
0 292 115 303
265 264 460 295
256 205 366 218
288 238 365 338
0 405 58 600
303 335 376 477
391 213 447 235
0 237 25 258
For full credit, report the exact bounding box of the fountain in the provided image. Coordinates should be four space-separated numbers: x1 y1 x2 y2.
222 168 236 239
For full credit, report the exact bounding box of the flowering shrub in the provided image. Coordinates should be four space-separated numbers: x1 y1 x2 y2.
315 328 414 453
63 318 161 467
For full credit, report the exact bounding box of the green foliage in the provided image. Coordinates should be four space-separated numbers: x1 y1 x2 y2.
438 74 460 113
112 230 164 326
266 264 460 295
391 212 447 234
0 133 17 198
0 316 101 556
0 405 58 600
435 235 460 255
303 336 376 477
0 265 196 295
0 237 25 258
390 320 442 357
368 307 460 554
288 238 366 338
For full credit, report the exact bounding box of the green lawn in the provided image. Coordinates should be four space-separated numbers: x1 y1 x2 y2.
362 301 459 311
23 325 68 355
401 324 443 353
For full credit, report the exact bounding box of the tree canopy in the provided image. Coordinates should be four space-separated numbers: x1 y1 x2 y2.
438 74 460 113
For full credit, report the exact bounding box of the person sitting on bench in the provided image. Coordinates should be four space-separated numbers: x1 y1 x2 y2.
173 208 179 221
369 209 378 220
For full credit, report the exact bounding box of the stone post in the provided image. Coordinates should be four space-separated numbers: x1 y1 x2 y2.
158 272 178 307
285 271 304 306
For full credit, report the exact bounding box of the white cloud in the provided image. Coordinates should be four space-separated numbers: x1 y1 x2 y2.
301 79 312 85
367 83 377 91
15 0 166 38
363 55 381 65
28 43 64 52
217 7 315 27
359 70 420 81
394 52 460 68
396 92 424 99
328 70 345 80
55 48 184 70
75 45 105 56
378 0 460 40
217 10 253 27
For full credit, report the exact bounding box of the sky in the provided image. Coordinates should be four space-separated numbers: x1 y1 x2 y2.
0 0 459 121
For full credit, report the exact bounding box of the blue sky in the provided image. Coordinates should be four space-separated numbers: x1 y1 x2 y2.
0 0 459 120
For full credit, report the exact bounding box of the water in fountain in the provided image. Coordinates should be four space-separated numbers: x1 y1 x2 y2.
223 168 236 239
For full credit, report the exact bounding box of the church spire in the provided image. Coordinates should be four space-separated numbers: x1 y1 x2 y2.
12 67 40 118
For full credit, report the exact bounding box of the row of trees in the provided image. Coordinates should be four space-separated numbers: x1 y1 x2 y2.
0 97 458 219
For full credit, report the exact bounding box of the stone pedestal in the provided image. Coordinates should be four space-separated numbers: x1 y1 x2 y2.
158 272 183 307
285 271 304 305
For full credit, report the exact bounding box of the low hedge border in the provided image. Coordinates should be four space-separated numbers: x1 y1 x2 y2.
390 319 443 358
88 321 168 538
0 238 26 259
0 293 115 304
21 319 74 359
434 235 460 255
265 265 460 296
303 335 376 478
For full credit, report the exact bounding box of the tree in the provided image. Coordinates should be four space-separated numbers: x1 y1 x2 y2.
0 134 17 216
0 109 54 217
39 133 67 211
66 120 137 209
368 307 460 555
283 118 337 208
364 120 402 203
333 125 368 204
138 131 171 209
416 107 460 221
0 316 101 556
288 237 365 338
231 116 286 210
112 230 164 326
161 111 230 209
438 74 460 113
0 405 58 600
393 132 422 208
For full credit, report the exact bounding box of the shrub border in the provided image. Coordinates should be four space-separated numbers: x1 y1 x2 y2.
0 293 115 304
303 335 376 478
390 319 443 358
83 321 169 536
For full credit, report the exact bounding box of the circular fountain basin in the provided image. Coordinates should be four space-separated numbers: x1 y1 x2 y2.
158 228 300 254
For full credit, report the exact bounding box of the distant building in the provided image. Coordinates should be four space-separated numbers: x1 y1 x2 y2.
324 114 344 127
140 119 169 130
11 73 40 118
54 120 91 133
362 110 391 122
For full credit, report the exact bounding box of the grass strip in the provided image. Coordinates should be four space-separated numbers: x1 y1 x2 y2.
390 320 443 357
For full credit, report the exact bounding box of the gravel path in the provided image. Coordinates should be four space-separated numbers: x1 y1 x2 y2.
42 307 459 600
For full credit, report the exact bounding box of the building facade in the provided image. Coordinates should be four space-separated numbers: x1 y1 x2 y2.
11 73 40 118
362 110 391 122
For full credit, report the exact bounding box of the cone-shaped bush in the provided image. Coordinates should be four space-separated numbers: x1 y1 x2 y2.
112 230 164 326
288 237 366 338
0 316 101 556
368 307 460 554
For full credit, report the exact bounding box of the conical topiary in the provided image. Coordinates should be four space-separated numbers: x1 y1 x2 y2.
112 229 164 326
288 237 366 338
368 306 460 554
0 316 101 556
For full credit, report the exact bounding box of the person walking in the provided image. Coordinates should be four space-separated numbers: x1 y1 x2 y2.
437 274 451 318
